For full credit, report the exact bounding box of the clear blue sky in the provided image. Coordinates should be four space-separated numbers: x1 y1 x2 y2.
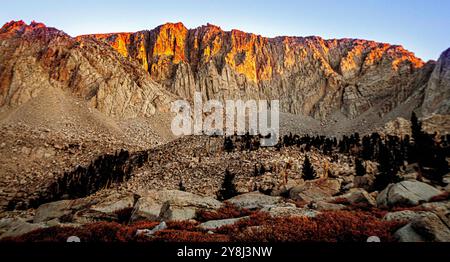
1 0 449 61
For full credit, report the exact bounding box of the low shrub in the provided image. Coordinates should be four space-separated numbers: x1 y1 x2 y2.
429 192 450 202
196 203 254 222
3 211 405 242
218 211 405 242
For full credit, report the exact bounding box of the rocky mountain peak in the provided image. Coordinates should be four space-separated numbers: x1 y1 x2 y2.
422 47 450 115
83 23 431 119
0 20 66 38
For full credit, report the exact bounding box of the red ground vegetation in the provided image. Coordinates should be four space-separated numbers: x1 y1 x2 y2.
196 203 255 222
2 210 405 242
217 211 405 242
429 192 450 202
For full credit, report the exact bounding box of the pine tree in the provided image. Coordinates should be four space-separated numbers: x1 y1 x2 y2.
178 180 186 191
302 155 317 180
223 136 234 152
355 158 366 177
373 143 401 191
217 169 238 201
253 164 259 177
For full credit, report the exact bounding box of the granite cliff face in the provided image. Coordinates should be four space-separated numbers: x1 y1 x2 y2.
86 22 431 119
422 48 450 115
1 21 448 123
0 21 174 119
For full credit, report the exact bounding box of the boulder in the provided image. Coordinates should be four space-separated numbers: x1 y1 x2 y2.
32 197 119 224
225 192 284 210
443 173 450 184
310 201 346 211
33 200 76 223
135 222 167 236
420 200 450 213
159 201 197 221
410 212 450 242
289 179 341 202
353 174 374 191
394 223 426 242
260 206 319 218
395 212 450 242
377 181 443 208
383 210 434 223
335 189 377 207
131 190 222 222
0 218 46 239
89 193 136 214
199 217 247 230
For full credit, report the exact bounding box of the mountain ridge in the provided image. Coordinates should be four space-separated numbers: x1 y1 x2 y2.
80 21 431 120
1 20 449 125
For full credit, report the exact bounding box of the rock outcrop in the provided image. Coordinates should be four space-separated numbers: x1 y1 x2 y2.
377 180 443 208
86 22 431 119
0 21 174 119
422 48 450 115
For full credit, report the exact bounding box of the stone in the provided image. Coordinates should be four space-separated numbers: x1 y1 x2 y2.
442 173 450 184
410 212 450 242
159 201 197 221
289 179 341 202
131 190 222 221
422 48 450 115
225 192 284 210
395 212 450 242
311 201 346 211
260 206 319 218
353 175 374 191
420 200 450 213
0 218 46 239
394 223 426 242
33 200 74 223
135 221 167 236
89 193 136 214
377 181 443 208
33 198 96 224
383 210 434 223
199 217 247 230
335 189 377 207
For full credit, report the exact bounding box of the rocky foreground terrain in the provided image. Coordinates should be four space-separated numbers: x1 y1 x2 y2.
0 21 449 242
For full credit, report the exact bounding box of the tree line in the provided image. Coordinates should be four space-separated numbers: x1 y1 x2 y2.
218 112 449 198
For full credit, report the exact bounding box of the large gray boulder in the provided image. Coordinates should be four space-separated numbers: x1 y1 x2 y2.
33 198 94 223
383 210 435 223
0 218 46 239
199 217 247 230
225 192 284 210
377 181 443 208
32 195 127 224
131 190 222 221
333 189 377 207
261 206 319 218
394 212 450 242
289 179 341 202
89 193 136 214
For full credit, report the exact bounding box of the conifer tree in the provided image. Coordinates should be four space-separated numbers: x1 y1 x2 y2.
373 143 401 191
217 169 238 200
178 180 186 191
302 155 317 180
223 136 234 152
355 158 366 177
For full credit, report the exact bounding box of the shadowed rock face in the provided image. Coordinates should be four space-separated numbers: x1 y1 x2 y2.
0 20 174 119
422 48 450 115
84 22 431 119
